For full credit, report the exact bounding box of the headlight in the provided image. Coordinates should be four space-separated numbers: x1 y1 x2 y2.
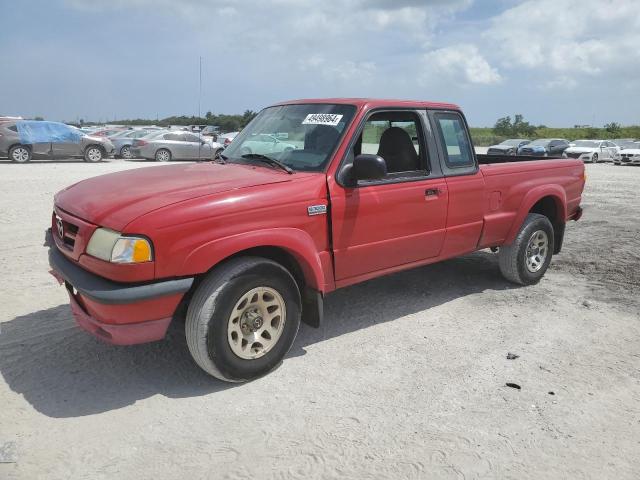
86 228 152 263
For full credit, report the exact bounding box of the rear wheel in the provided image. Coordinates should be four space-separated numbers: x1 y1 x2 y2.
84 146 103 162
499 213 554 285
185 257 301 382
9 145 31 163
155 148 171 162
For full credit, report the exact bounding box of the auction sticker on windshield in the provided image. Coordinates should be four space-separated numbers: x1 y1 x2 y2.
302 113 343 126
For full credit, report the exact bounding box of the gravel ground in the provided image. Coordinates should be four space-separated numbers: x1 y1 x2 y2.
0 159 638 479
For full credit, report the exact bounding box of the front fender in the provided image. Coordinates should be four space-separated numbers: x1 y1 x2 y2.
181 228 331 292
504 185 567 245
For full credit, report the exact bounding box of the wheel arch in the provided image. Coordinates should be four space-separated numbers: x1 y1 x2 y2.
505 186 567 252
85 143 106 155
181 229 330 293
176 229 330 328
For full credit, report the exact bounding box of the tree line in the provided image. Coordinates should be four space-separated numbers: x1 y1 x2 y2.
74 110 259 132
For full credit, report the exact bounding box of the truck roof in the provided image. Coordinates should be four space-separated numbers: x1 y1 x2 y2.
273 98 461 111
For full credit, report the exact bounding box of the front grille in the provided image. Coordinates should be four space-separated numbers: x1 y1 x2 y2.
566 152 582 159
54 213 80 250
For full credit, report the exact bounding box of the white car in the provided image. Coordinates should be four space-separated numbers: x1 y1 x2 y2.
218 131 239 148
563 140 618 163
613 141 640 166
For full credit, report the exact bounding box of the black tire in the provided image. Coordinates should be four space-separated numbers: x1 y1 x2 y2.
84 145 103 162
9 145 31 163
155 148 171 162
120 145 132 159
592 153 598 163
186 257 301 382
498 213 554 285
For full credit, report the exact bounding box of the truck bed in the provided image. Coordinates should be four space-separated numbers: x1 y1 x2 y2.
477 154 562 164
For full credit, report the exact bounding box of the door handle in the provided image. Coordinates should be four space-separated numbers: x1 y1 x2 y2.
425 188 440 197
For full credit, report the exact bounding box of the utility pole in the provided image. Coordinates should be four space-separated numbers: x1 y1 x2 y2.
198 56 202 119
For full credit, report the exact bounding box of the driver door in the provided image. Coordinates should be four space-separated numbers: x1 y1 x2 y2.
328 110 448 285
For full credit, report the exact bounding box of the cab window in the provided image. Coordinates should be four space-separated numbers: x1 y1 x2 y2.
353 111 427 178
434 112 474 168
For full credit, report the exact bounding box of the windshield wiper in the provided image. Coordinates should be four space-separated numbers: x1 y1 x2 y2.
241 153 293 174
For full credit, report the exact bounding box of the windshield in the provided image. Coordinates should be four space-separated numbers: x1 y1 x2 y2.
223 104 357 171
617 141 639 149
500 139 527 146
528 139 551 146
573 140 599 148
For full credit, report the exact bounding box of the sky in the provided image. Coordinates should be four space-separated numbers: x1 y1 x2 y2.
0 0 638 127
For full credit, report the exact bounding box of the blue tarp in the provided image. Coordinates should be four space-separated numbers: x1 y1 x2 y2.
16 121 83 144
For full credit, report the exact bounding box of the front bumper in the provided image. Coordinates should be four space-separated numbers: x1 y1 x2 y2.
47 230 193 345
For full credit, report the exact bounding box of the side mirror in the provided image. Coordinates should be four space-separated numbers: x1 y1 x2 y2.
340 154 387 187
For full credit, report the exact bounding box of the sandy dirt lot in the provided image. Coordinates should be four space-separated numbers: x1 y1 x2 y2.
0 159 638 479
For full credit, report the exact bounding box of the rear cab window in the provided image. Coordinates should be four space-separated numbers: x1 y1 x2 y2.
430 111 477 176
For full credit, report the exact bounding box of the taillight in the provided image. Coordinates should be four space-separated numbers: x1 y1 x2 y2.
137 140 147 146
224 137 231 145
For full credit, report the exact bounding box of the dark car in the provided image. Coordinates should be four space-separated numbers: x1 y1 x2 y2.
0 121 115 162
518 138 570 157
487 139 530 155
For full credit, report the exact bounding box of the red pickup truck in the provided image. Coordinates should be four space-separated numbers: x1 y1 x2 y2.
47 98 585 382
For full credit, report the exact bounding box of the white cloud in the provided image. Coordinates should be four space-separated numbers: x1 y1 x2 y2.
485 0 640 76
423 44 502 85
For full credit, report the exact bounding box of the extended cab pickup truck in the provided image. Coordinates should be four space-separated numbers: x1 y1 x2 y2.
47 98 585 382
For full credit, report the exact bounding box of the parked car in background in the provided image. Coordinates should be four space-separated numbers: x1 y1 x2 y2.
201 126 220 140
613 140 640 150
613 141 640 166
487 139 530 155
130 130 223 161
218 131 239 148
90 127 127 137
518 138 570 157
0 120 114 162
109 129 157 159
238 133 297 156
563 140 618 163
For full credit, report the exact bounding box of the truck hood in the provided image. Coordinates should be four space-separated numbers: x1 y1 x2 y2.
55 162 293 231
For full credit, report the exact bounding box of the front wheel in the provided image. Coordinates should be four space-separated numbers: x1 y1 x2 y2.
120 145 132 159
186 257 301 382
592 153 598 163
498 213 554 285
84 146 103 162
9 145 31 163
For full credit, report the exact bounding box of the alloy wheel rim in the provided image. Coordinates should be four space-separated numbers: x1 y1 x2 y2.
88 148 101 161
227 286 286 360
122 146 131 158
158 151 169 161
525 230 548 273
13 147 29 162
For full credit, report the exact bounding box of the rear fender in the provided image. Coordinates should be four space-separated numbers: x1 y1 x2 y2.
504 186 567 245
181 228 330 292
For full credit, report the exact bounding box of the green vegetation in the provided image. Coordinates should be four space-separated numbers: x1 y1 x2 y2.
76 110 258 132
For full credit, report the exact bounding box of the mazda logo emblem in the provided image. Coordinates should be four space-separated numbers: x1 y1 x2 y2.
56 217 64 238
